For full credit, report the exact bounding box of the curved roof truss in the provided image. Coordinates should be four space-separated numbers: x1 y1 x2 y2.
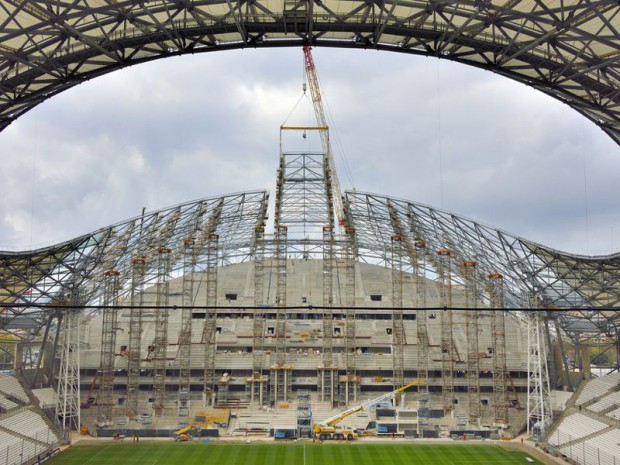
0 1 618 143
346 191 620 310
0 190 269 330
1 188 618 349
346 190 620 347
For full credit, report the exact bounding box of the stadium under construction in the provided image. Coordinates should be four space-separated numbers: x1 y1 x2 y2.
1 1 620 465
2 74 619 439
2 148 620 442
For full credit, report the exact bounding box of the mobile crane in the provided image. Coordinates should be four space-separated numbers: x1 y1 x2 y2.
173 424 200 441
313 379 426 440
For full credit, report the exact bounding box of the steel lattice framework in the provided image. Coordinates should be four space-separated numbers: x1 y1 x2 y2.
0 191 269 365
0 1 618 144
345 191 620 368
1 188 618 372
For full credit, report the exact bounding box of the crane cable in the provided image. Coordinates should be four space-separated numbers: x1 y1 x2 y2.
304 49 354 186
293 48 353 182
281 92 312 128
317 70 355 189
435 59 445 210
30 107 39 249
581 118 590 254
280 56 314 130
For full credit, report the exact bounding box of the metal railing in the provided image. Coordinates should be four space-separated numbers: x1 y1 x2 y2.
547 429 620 465
0 429 59 465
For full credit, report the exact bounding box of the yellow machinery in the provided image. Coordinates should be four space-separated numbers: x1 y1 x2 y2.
313 379 425 441
174 424 199 441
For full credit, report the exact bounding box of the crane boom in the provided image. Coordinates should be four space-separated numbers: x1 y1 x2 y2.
303 45 346 227
314 378 426 434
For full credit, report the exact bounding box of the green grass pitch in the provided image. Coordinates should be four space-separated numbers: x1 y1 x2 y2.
45 442 546 465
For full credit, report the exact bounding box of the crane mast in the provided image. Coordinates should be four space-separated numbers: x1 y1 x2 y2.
303 45 346 227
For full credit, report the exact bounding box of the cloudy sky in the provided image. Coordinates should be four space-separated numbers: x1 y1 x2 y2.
0 47 619 255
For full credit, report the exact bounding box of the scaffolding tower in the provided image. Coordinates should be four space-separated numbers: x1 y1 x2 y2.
127 256 146 419
488 272 509 427
178 239 196 422
527 297 552 440
271 224 291 403
97 269 121 423
203 233 219 405
297 390 313 438
438 249 455 410
319 225 337 403
248 226 268 404
275 224 288 356
387 202 429 406
340 226 360 405
390 235 405 392
153 248 171 414
55 306 80 431
462 260 481 424
414 240 430 431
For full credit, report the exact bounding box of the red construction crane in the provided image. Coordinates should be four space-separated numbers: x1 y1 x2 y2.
302 45 346 227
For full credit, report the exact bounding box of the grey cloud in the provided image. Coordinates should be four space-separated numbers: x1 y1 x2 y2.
0 47 618 255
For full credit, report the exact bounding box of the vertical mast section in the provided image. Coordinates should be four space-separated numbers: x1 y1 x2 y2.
322 226 334 366
178 239 196 420
414 240 430 431
390 235 405 391
488 273 508 428
127 256 146 419
462 260 481 425
320 225 335 403
203 233 219 404
271 224 290 403
56 306 80 431
527 297 552 440
388 202 428 399
250 226 267 404
275 224 288 364
438 249 455 410
343 226 357 404
97 269 120 424
153 247 171 414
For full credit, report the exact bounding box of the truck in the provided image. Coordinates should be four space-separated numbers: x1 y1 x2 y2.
313 379 425 440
